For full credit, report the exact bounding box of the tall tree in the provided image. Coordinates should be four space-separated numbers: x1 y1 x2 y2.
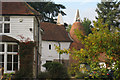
81 18 93 35
96 0 120 30
28 2 66 23
56 19 120 79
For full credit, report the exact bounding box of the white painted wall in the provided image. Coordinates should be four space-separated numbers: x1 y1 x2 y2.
0 16 35 41
41 41 71 71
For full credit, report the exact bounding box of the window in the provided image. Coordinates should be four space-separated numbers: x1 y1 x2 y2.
0 16 10 33
13 55 18 70
0 24 2 33
7 54 18 71
4 23 10 33
0 54 4 68
7 44 18 52
4 17 10 21
7 54 12 70
0 43 19 73
0 44 4 52
49 44 51 50
46 61 52 63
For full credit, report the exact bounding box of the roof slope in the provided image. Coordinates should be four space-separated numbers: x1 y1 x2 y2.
0 2 40 15
41 22 72 42
0 35 19 42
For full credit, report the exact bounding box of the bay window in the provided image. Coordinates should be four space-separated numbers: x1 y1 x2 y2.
0 43 19 73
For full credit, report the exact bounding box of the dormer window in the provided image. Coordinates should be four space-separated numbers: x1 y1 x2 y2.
0 16 10 33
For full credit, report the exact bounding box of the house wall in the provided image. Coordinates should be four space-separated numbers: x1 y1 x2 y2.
0 16 35 41
41 41 71 71
33 17 42 77
0 16 42 77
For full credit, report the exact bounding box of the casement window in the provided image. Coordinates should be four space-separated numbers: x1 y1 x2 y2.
0 43 19 73
46 60 52 63
0 16 10 33
49 44 51 50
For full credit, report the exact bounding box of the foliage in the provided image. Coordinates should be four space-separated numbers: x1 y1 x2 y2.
1 73 14 80
43 62 70 80
38 71 50 79
66 24 72 32
28 2 66 23
15 41 36 79
75 72 88 79
96 0 120 30
56 19 120 79
81 18 93 35
74 19 120 79
55 45 70 54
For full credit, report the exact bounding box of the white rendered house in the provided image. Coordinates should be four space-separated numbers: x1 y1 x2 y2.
0 2 42 77
40 22 72 71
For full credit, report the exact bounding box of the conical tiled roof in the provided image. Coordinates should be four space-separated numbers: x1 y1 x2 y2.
70 22 85 43
69 10 86 64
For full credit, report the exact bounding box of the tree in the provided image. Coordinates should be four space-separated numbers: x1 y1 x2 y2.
56 19 120 79
66 24 72 32
28 2 66 23
96 0 120 30
81 18 93 35
75 19 120 79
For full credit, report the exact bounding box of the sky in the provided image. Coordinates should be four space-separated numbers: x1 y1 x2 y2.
53 0 102 24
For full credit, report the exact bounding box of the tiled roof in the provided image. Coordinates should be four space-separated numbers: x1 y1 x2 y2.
69 21 86 64
0 2 40 16
40 22 72 42
70 22 86 43
0 35 19 42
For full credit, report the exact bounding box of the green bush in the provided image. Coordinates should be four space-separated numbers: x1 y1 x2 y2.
43 62 70 80
75 72 88 79
38 71 50 79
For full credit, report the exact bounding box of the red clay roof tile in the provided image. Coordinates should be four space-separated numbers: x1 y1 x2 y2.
0 2 40 15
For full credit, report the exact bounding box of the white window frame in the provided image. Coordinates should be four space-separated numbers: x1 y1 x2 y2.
0 16 11 34
0 42 20 73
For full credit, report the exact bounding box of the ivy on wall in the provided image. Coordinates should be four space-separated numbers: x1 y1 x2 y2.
15 41 36 79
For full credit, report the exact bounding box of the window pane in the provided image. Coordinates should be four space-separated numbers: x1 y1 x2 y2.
0 24 2 33
0 44 4 52
49 44 51 50
0 17 3 21
7 44 12 52
7 63 12 70
7 54 12 62
46 61 52 63
4 23 10 33
0 54 4 62
14 55 18 62
4 17 10 21
13 63 18 70
13 45 18 52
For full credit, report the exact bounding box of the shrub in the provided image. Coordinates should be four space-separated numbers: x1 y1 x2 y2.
43 62 70 80
38 71 50 79
75 72 88 79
